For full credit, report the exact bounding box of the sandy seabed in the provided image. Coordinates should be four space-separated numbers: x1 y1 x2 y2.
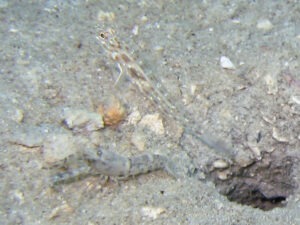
0 1 299 224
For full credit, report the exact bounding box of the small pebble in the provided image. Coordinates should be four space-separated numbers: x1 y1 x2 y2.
212 159 229 169
154 45 164 55
140 16 148 23
220 56 235 70
265 147 275 153
44 88 59 100
10 125 45 148
256 19 273 31
132 25 139 35
235 151 255 168
63 108 104 132
11 108 24 123
264 74 278 95
139 113 165 135
272 127 289 143
131 131 146 151
97 10 115 22
247 143 262 160
190 84 199 96
217 170 231 180
290 95 300 105
127 109 141 125
11 190 24 205
0 0 8 8
43 133 77 164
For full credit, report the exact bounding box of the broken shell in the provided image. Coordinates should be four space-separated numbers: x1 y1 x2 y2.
141 206 166 219
212 159 229 169
220 56 235 70
48 202 74 220
261 114 276 124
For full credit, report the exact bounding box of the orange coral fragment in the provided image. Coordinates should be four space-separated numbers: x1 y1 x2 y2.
98 97 126 127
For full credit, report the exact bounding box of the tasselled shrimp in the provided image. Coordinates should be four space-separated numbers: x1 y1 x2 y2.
97 28 235 158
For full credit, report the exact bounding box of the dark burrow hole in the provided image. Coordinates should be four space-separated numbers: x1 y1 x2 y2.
207 152 297 211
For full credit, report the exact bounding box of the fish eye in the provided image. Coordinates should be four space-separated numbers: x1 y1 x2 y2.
99 33 105 39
